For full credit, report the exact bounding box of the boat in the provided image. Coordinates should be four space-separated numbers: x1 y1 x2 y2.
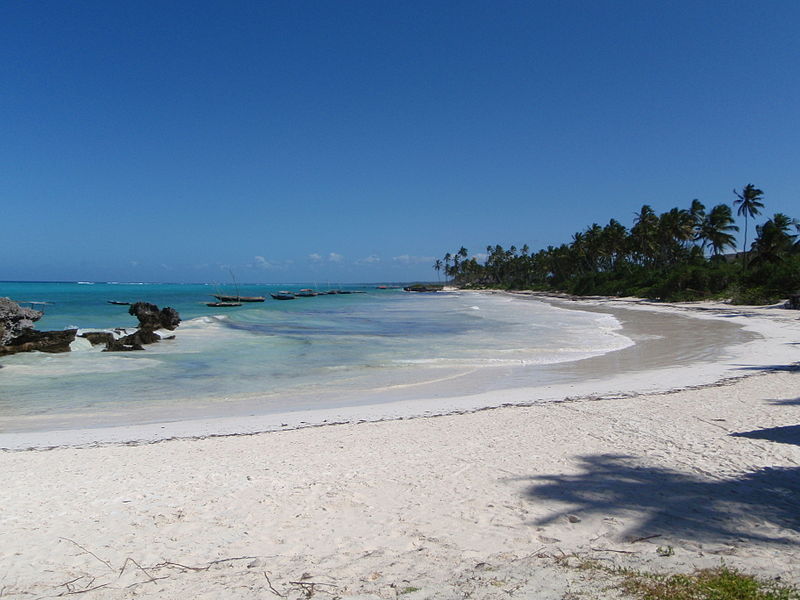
295 288 317 297
209 270 258 305
271 291 296 300
107 300 131 305
213 295 265 302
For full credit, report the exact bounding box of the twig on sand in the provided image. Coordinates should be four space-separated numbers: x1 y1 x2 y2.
590 547 635 554
119 558 159 585
57 582 111 596
289 580 339 598
628 534 661 544
153 556 258 572
58 538 114 571
264 572 286 597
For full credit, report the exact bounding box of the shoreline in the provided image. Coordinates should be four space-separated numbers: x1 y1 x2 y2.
1 292 798 451
1 294 799 597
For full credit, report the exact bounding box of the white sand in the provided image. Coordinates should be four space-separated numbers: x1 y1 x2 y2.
1 297 799 599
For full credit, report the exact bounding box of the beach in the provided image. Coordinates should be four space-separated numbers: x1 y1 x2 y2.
1 295 799 599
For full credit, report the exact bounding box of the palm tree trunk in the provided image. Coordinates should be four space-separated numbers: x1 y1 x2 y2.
742 216 749 271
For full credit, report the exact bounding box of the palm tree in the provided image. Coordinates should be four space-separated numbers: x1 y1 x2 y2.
631 205 658 265
433 259 443 283
689 199 706 245
733 184 765 270
443 253 452 283
657 208 694 265
750 213 798 265
699 204 739 257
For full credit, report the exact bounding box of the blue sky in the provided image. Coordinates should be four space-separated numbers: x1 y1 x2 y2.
3 1 799 283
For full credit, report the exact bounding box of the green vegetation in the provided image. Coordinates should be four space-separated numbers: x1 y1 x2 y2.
617 567 799 600
398 586 421 594
437 184 800 303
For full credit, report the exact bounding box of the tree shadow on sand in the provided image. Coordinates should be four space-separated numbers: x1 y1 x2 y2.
770 397 800 406
733 364 800 372
731 425 800 446
523 454 800 545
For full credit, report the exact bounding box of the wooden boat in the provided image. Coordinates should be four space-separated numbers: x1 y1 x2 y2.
271 292 296 300
213 295 265 302
295 289 317 297
107 300 131 305
207 301 242 307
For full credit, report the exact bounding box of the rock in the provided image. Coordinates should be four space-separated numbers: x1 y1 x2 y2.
1 329 77 355
0 298 77 355
129 302 181 331
79 332 116 346
0 297 43 345
104 338 144 352
104 303 180 352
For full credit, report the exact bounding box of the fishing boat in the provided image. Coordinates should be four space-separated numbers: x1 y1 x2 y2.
209 270 256 305
212 294 265 302
295 288 317 297
107 300 130 305
271 291 296 300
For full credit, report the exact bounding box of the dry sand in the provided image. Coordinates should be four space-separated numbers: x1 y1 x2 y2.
1 296 799 599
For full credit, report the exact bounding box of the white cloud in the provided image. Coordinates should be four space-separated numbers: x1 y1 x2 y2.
328 252 344 263
472 252 488 263
308 253 323 262
254 255 277 269
356 254 381 265
392 254 435 265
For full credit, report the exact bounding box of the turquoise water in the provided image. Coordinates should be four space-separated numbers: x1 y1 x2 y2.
0 282 633 432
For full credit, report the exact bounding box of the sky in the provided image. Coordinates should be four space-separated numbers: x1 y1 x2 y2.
2 1 799 283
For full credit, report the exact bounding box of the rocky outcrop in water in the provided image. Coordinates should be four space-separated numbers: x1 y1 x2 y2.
79 331 116 346
101 303 181 352
5 329 78 354
0 297 43 346
0 298 181 356
0 297 77 355
129 302 181 331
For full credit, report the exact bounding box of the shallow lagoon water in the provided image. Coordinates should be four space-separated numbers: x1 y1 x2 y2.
0 283 750 433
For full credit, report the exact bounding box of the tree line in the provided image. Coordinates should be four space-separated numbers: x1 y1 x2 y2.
434 184 800 303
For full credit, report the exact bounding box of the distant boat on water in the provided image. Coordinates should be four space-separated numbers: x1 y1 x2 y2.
271 291 296 300
212 295 265 302
208 270 255 306
107 300 130 305
295 289 317 297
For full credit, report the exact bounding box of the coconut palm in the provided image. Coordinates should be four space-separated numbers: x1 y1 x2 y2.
733 184 765 270
750 213 798 265
433 259 443 283
689 199 706 245
657 208 694 265
631 205 659 265
699 204 739 257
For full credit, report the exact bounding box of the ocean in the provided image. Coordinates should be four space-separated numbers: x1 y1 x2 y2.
0 281 634 433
